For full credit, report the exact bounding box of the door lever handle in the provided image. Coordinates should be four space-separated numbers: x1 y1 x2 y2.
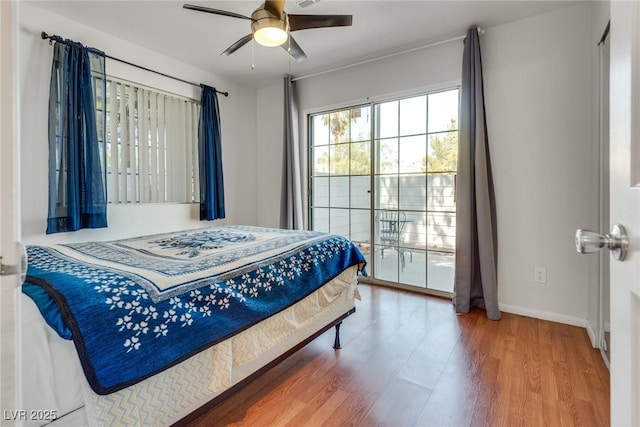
575 224 628 261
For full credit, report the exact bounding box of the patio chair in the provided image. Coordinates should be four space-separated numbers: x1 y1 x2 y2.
378 210 412 270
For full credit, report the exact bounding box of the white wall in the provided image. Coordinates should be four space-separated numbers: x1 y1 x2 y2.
18 3 258 245
256 2 601 324
482 2 598 324
256 80 284 228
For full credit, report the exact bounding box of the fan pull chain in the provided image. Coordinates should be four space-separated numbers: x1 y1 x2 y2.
287 36 292 76
286 15 291 76
251 38 255 70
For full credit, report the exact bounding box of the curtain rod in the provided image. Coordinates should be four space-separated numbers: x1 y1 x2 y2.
291 27 485 83
291 34 465 83
41 31 229 97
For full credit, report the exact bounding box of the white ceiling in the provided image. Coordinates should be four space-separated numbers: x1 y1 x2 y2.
28 0 579 89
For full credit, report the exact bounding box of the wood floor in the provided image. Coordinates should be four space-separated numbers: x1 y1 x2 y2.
185 284 610 427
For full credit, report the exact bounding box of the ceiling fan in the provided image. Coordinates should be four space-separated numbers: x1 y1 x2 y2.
183 1 352 61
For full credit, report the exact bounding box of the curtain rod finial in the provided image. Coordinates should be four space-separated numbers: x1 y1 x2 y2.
41 31 53 45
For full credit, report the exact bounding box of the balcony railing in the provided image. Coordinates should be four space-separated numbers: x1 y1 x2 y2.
377 172 456 254
310 172 457 254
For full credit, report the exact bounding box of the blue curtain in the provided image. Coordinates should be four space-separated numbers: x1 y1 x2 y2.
198 85 225 221
47 39 107 234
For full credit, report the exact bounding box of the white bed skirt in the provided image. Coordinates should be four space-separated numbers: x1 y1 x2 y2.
20 265 360 426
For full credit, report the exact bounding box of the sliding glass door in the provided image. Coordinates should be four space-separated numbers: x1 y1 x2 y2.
310 105 372 267
309 89 458 294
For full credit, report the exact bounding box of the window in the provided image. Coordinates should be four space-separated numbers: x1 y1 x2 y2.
104 78 200 204
309 88 459 294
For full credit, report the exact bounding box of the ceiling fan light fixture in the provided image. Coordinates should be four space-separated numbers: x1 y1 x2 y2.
254 26 288 46
252 14 288 47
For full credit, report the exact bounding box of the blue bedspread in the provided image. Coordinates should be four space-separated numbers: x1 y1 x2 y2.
24 226 365 395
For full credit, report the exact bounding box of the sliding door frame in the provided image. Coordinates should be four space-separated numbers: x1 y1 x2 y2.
305 83 460 298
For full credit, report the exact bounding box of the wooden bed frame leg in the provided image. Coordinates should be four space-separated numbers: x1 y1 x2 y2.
333 321 342 349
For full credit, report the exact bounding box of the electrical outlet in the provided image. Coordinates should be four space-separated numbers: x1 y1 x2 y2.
534 266 547 284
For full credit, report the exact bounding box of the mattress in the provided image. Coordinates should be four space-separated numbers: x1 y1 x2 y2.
20 265 360 426
23 226 365 396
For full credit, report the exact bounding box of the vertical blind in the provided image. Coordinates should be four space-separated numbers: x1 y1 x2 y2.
105 78 200 204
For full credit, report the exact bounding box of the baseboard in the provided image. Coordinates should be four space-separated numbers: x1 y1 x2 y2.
586 320 598 348
499 303 587 328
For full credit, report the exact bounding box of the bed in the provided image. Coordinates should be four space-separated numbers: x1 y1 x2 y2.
20 225 366 426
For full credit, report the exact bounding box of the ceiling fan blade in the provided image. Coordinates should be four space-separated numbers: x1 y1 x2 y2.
282 35 307 61
264 0 285 18
183 4 252 21
222 34 254 56
288 14 353 32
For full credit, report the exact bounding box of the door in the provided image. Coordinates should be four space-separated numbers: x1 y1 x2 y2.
0 1 20 424
609 2 640 424
308 89 459 295
372 91 458 293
